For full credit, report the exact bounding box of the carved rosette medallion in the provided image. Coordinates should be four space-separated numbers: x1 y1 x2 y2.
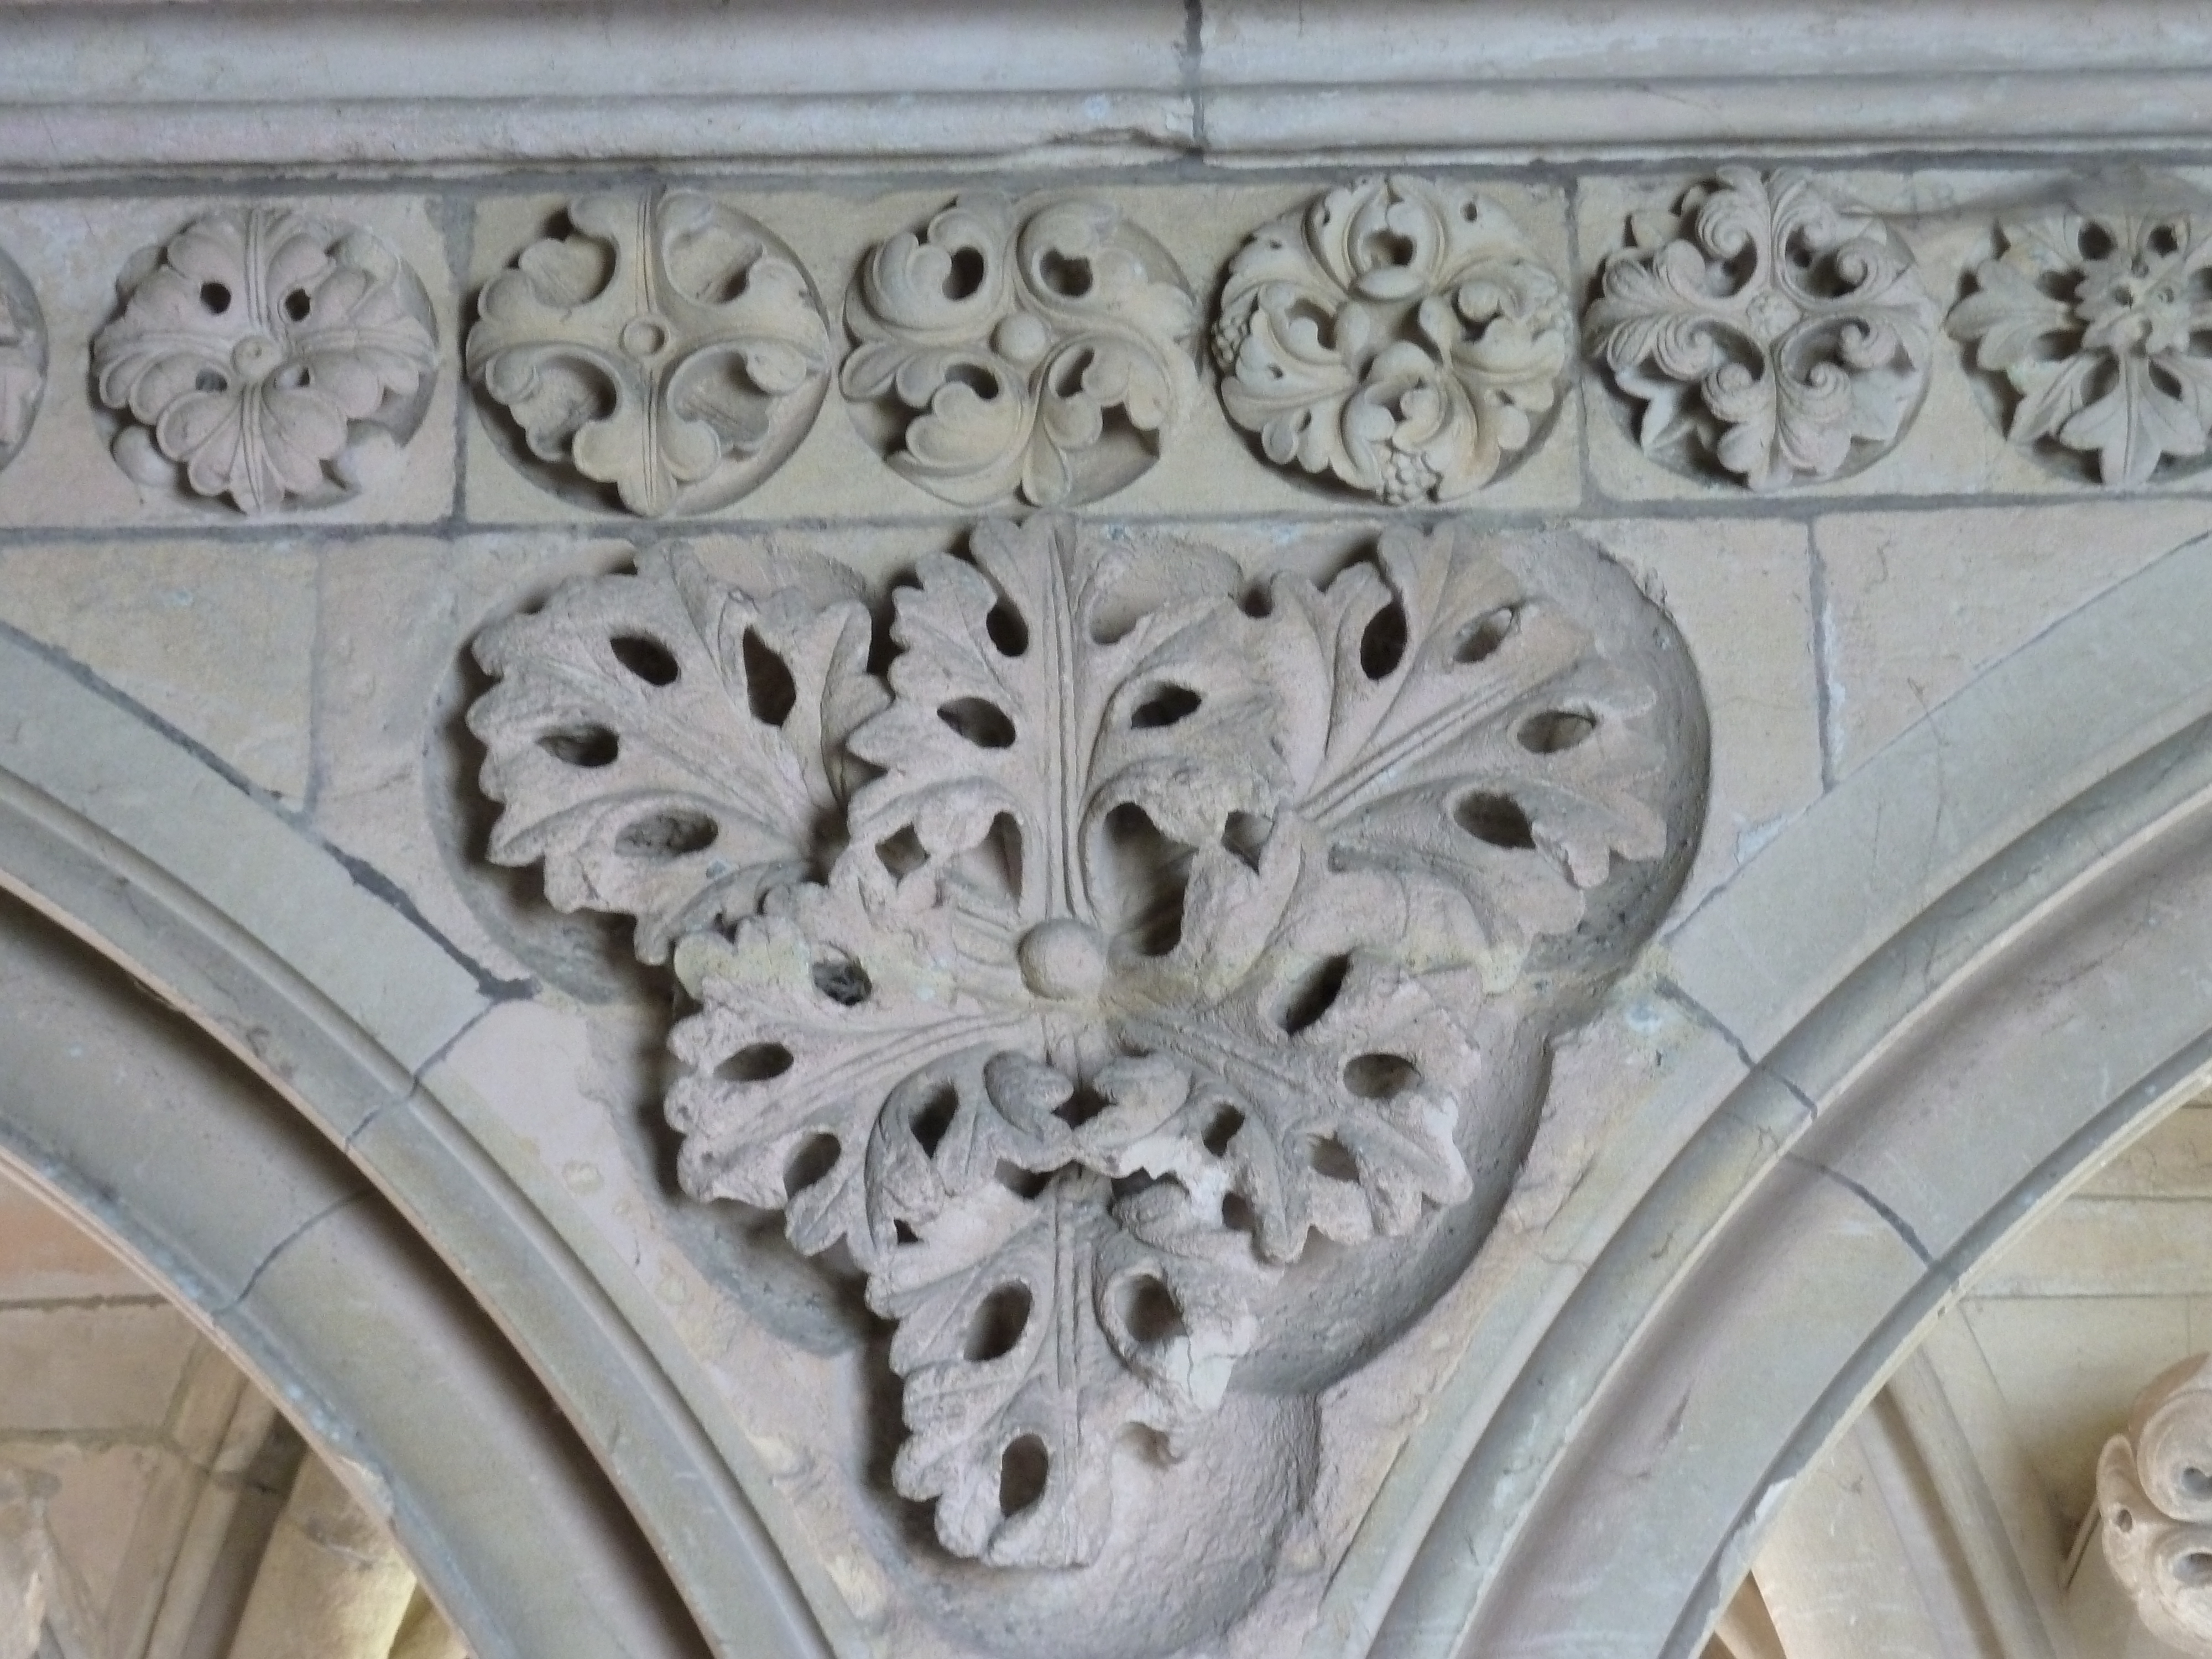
0 244 45 476
467 517 1705 1569
841 193 1200 508
468 191 832 517
2100 1354 2212 1653
91 208 437 514
1585 168 1938 490
1212 177 1574 504
1949 199 2212 486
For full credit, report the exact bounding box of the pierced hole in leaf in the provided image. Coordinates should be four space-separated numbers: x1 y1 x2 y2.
616 811 717 858
1039 249 1094 298
1130 683 1201 730
938 697 1016 748
1222 1191 1256 1234
282 287 312 322
1053 1084 1110 1131
538 724 619 768
909 1085 957 1157
1111 1170 1159 1203
811 957 873 1006
942 244 988 301
1222 810 1271 873
993 1161 1051 1200
877 825 927 879
945 362 1000 401
999 1436 1049 1517
1344 1052 1421 1099
1048 346 1096 399
199 281 231 314
273 363 310 391
781 1132 838 1197
610 633 681 686
985 599 1029 658
2079 221 2116 261
1278 954 1350 1035
1202 1107 1245 1157
2152 222 2185 260
1455 605 1519 663
1518 709 1597 754
2185 1465 2212 1501
964 1284 1031 1363
1100 803 1189 958
1309 1136 1360 1182
2181 1551 2212 1588
742 628 797 726
894 1219 920 1245
1454 792 1535 851
1118 1276 1187 1345
194 369 227 395
1371 230 1417 268
950 811 1024 908
1239 583 1274 619
1360 601 1408 680
721 1042 795 1084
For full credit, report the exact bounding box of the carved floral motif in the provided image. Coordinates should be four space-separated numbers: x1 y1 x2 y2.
1212 177 1573 504
91 208 437 514
1585 168 1938 490
2100 1353 2212 1653
468 516 1701 1569
0 246 43 474
468 191 832 517
842 193 1199 508
1949 201 2212 486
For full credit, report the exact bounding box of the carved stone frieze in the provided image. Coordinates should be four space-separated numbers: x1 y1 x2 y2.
90 208 437 515
467 190 832 517
1212 176 1573 504
2100 1353 2212 1654
466 515 1707 1571
1949 195 2212 486
1585 168 1938 490
841 192 1200 508
0 244 44 477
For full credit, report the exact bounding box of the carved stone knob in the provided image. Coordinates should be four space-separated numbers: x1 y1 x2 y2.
2100 1353 2212 1653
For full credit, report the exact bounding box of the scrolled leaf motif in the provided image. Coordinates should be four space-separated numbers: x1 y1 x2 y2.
471 515 1703 1569
91 207 437 514
468 191 832 517
2100 1354 2212 1652
1948 199 2212 486
1585 168 1938 490
841 192 1201 508
1212 176 1574 504
0 244 45 468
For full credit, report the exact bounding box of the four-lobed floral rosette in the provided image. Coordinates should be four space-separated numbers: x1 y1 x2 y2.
1214 176 1575 505
467 515 1705 1569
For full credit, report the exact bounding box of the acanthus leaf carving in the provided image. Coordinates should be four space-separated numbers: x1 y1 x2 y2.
1585 167 1938 490
91 207 437 514
468 191 832 517
470 514 1705 1569
1949 196 2212 486
2100 1353 2212 1654
0 244 44 469
1212 176 1574 504
841 192 1200 508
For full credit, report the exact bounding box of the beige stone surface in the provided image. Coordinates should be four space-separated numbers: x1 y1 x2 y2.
0 1177 152 1304
0 1302 196 1433
0 539 318 803
1817 502 2212 778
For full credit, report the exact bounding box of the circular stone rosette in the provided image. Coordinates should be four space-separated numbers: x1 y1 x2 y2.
1212 176 1575 504
91 207 439 514
467 190 832 518
466 515 1707 1569
0 243 46 477
1585 168 1939 491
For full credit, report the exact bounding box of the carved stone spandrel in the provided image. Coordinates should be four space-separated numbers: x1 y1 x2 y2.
1585 167 1939 491
2100 1353 2212 1655
467 514 1709 1574
841 191 1201 509
468 190 832 518
91 207 438 515
1949 187 2212 487
1212 176 1574 504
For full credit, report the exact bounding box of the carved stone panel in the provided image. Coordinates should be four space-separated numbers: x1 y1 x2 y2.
466 515 1708 1580
2101 1353 2212 1655
91 207 438 514
0 243 43 478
